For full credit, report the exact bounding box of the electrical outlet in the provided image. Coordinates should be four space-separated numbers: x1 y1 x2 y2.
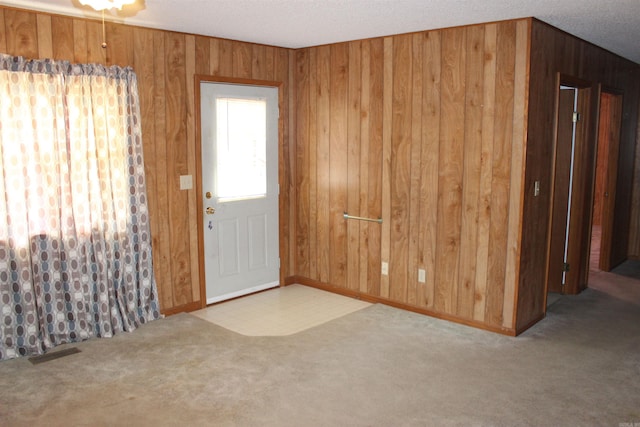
381 262 389 275
418 269 426 283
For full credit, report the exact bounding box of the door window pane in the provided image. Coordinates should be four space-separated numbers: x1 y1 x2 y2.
216 97 267 201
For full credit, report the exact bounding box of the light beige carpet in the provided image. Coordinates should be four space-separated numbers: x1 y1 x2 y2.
191 284 371 336
1 272 639 426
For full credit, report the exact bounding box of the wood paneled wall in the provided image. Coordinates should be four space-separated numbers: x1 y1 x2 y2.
0 6 293 314
292 20 530 334
519 19 640 331
2 6 639 335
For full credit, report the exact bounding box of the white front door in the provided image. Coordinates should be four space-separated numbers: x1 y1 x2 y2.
200 82 279 304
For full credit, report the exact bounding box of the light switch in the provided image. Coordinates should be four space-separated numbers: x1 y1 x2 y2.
180 175 193 190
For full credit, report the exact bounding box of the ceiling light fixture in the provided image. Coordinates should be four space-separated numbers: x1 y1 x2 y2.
78 0 136 11
78 0 136 49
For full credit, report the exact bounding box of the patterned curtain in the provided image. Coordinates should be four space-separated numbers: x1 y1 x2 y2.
0 54 161 361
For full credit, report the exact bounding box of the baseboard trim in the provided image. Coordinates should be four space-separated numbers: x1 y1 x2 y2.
161 300 202 316
285 275 518 336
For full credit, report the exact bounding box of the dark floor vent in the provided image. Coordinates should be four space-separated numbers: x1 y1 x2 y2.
28 347 81 365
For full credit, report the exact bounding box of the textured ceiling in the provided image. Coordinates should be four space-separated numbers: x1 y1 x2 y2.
2 0 640 64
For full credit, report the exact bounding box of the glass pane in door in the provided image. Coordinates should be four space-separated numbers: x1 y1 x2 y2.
216 97 267 201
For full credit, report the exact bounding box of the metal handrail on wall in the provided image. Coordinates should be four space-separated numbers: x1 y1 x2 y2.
343 212 383 224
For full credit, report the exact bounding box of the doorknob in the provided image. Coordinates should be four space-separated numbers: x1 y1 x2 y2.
206 207 216 215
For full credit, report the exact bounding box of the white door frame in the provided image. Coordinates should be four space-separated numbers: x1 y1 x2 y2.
195 76 283 307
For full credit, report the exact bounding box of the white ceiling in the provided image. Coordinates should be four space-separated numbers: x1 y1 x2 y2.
2 0 640 64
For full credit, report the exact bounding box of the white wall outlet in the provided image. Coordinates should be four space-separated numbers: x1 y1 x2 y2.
418 269 426 283
381 261 389 275
180 175 193 190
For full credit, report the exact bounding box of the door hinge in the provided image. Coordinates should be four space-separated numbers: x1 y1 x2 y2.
562 262 570 273
572 112 580 123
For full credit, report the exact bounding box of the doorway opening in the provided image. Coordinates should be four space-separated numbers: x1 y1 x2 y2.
546 77 593 304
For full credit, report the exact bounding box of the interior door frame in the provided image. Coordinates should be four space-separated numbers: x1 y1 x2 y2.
195 75 284 308
546 85 576 295
545 73 598 300
591 86 624 272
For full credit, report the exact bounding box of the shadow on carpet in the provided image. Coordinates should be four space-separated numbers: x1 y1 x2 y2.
611 259 640 281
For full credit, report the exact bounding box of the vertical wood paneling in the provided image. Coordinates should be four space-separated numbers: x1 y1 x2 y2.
295 50 310 278
434 27 466 314
474 23 497 322
165 32 191 306
265 46 278 81
51 16 73 60
347 40 362 292
380 36 393 299
389 33 413 303
232 41 251 78
218 39 233 76
7 5 638 332
358 40 371 294
265 46 276 81
86 20 106 63
516 21 552 331
280 48 293 286
407 33 423 306
35 14 52 58
252 44 266 79
307 49 318 280
503 20 529 328
419 31 441 309
106 21 132 66
152 31 173 310
209 38 220 75
457 25 484 319
72 19 87 62
367 38 384 297
485 22 516 327
316 45 331 284
133 26 159 305
195 36 210 75
184 35 200 302
4 9 37 58
329 43 348 287
0 9 6 53
293 19 558 334
1 6 293 315
520 19 639 331
292 19 620 333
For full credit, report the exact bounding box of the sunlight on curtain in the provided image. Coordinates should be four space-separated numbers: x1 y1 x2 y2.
0 54 161 361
